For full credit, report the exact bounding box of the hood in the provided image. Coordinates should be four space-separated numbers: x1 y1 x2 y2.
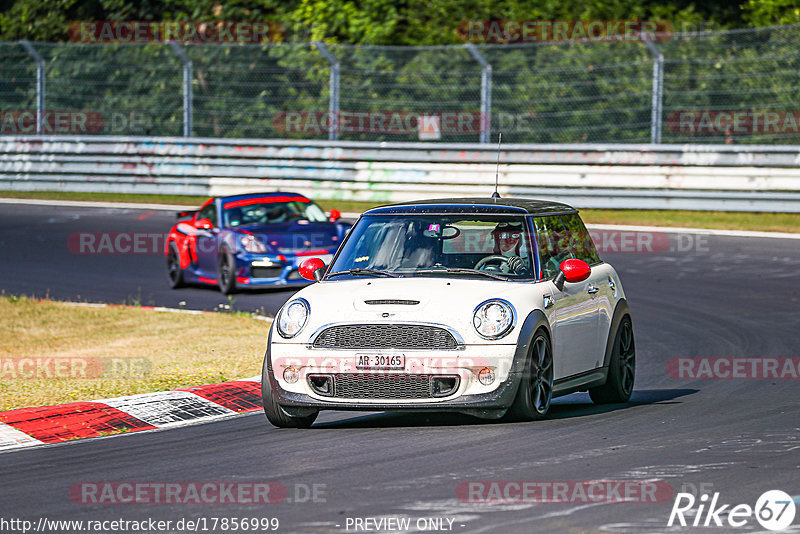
288 277 547 345
233 221 340 253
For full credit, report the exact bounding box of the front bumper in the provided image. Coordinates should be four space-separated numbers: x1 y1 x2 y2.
267 340 525 419
234 250 334 287
268 369 522 419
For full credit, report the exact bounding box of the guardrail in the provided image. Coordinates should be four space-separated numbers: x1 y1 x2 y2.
2 136 800 212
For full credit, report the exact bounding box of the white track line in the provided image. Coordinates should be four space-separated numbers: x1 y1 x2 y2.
589 223 800 240
0 197 192 211
2 197 797 240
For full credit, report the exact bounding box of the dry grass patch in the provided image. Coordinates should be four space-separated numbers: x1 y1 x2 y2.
0 296 270 411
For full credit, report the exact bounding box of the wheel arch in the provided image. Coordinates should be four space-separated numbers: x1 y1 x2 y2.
602 299 632 369
511 309 551 375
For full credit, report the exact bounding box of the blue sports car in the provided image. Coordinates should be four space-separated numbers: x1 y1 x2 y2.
165 192 348 293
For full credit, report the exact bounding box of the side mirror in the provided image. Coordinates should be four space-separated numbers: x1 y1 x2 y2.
553 258 591 291
299 257 326 282
195 218 213 230
328 209 341 222
177 210 195 219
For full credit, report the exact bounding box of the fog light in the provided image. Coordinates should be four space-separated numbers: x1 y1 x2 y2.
478 367 495 385
283 367 300 384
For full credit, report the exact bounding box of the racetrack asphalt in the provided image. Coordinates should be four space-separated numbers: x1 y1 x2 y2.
1 202 799 532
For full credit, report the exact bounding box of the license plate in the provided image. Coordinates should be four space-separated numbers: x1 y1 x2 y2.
355 353 405 369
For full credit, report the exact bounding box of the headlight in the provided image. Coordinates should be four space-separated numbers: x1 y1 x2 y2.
277 298 309 338
240 234 267 253
473 299 515 339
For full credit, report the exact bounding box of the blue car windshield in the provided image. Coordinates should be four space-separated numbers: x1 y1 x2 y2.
328 215 536 280
223 200 327 227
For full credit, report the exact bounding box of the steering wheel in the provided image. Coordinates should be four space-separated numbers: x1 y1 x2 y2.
475 255 510 271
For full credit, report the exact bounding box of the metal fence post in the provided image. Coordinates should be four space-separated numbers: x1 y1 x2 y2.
643 38 664 144
20 40 45 135
313 42 340 141
168 42 193 137
464 44 492 143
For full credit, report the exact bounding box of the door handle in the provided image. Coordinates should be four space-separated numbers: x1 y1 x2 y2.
587 286 599 295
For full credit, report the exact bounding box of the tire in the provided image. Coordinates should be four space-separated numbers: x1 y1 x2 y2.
217 248 237 294
261 354 318 428
504 330 554 421
590 316 635 404
166 241 185 288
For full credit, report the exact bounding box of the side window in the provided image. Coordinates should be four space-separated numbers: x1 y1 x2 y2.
197 203 217 227
559 213 601 265
532 215 572 279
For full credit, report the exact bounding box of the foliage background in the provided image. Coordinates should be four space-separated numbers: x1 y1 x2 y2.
1 0 800 143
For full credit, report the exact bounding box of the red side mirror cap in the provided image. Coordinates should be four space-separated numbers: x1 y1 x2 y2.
329 209 341 222
559 258 591 283
195 218 213 230
299 257 326 281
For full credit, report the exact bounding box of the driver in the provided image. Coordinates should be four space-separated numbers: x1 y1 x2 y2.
491 222 529 274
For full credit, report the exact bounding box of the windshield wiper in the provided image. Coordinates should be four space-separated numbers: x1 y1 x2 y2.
326 268 400 278
414 267 509 281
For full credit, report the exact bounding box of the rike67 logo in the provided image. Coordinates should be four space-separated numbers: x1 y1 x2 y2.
668 490 796 531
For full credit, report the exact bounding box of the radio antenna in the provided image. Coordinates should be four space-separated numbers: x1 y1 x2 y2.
492 132 502 198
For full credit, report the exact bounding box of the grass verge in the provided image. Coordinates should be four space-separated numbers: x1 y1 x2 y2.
0 296 269 411
2 191 799 233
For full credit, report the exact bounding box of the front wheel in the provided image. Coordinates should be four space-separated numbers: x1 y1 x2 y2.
590 316 635 404
261 355 318 428
217 249 237 294
504 331 554 421
166 242 185 288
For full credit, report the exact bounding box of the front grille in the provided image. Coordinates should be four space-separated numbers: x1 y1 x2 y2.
251 266 283 278
326 374 459 399
312 324 459 350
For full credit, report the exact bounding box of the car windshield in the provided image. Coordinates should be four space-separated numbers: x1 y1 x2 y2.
327 215 536 280
222 198 327 227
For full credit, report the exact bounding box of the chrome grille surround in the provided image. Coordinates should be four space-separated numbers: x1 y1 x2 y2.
310 323 461 350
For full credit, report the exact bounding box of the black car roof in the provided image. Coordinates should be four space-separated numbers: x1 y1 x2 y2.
363 197 577 216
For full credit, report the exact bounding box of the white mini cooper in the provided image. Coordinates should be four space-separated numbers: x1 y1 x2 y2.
261 197 635 428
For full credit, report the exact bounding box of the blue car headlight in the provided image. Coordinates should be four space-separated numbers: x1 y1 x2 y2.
240 234 268 253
